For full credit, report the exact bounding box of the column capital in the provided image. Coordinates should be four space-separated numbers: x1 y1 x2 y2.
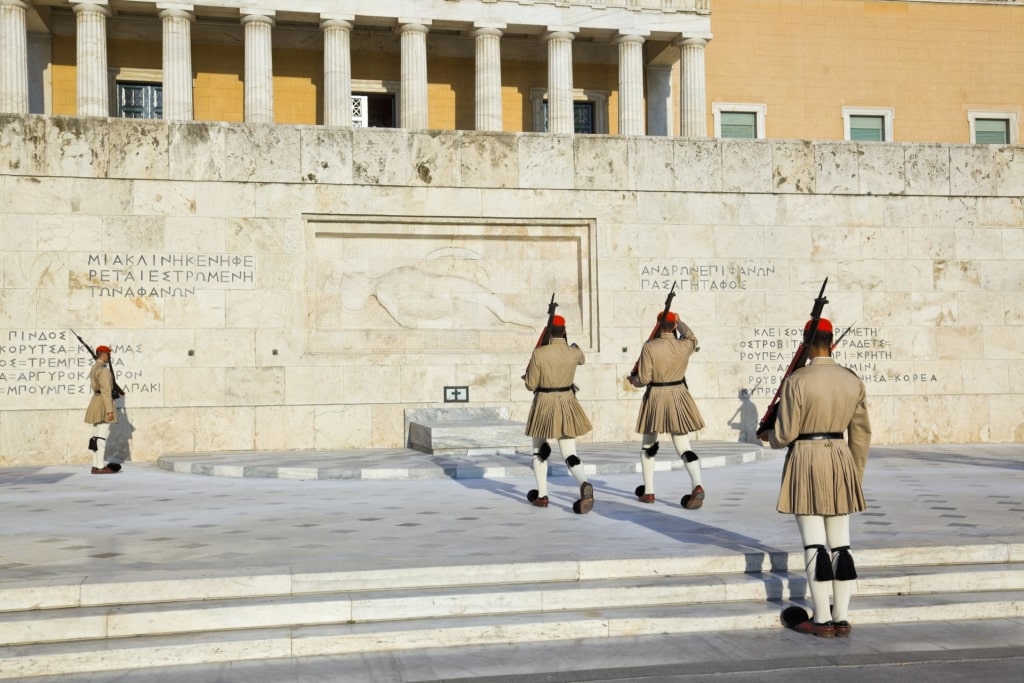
397 20 431 35
614 32 648 46
674 34 712 48
240 10 275 27
72 2 110 16
320 15 354 30
157 5 194 21
543 28 577 43
470 24 505 39
0 1 31 10
156 2 194 11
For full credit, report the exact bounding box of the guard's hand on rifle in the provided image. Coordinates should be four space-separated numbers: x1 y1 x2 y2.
628 373 644 389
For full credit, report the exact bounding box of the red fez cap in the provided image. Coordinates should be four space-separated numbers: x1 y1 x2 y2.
552 315 566 326
657 311 678 323
96 345 112 353
804 318 832 334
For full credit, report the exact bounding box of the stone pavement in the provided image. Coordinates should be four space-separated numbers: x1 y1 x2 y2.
1 442 1023 681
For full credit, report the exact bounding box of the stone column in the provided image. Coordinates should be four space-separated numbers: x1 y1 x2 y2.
242 11 275 124
544 29 575 135
73 2 110 117
615 33 646 136
158 4 194 121
0 0 29 114
677 35 710 138
472 25 503 132
646 65 673 136
398 21 430 129
321 16 353 127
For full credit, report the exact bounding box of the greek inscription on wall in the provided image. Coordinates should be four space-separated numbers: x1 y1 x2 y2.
737 326 938 395
640 261 778 292
73 254 256 298
0 330 159 408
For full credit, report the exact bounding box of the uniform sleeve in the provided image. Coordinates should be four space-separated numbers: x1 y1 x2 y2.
636 342 654 385
677 322 697 348
98 366 115 414
768 377 802 449
847 382 872 479
524 351 541 391
573 344 585 366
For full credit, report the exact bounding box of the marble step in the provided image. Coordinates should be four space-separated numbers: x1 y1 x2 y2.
2 590 1023 680
2 562 1023 646
3 542 1018 612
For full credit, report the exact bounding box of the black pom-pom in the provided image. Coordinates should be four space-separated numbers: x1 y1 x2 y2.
781 605 810 629
539 442 552 460
806 544 835 581
106 462 122 473
833 546 857 581
527 489 540 503
644 441 659 457
635 485 646 497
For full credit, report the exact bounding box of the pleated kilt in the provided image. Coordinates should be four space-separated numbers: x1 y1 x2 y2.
635 385 705 434
776 442 866 515
525 391 593 439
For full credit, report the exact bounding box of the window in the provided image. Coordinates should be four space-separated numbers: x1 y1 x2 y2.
116 82 162 119
352 93 395 128
842 107 894 142
712 103 766 139
530 87 609 134
967 111 1018 145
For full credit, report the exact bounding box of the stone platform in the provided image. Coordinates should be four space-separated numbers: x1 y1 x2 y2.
405 407 532 456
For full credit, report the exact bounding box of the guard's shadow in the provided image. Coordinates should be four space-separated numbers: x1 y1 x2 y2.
728 388 761 444
105 400 136 466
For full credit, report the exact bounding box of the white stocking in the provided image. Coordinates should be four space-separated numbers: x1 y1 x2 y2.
640 433 658 493
531 437 549 497
825 515 854 622
91 422 110 469
673 433 701 488
557 437 587 486
796 514 833 624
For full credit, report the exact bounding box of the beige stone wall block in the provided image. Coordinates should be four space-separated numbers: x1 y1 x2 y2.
810 225 860 260
814 143 858 194
6 176 72 213
168 122 229 182
0 411 69 466
4 251 67 289
863 395 894 447
0 288 35 325
629 137 675 192
425 187 483 217
349 184 428 216
984 326 1023 361
300 126 352 185
198 329 256 369
255 254 303 290
226 125 302 184
954 228 1003 260
908 227 955 259
132 180 196 217
254 405 315 450
674 139 722 193
910 292 957 326
955 292 1007 326
933 259 981 292
225 217 296 255
712 225 764 258
344 364 402 404
44 117 108 178
722 140 772 193
93 296 162 330
930 196 978 229
286 366 345 405
398 364 458 403
989 394 1024 442
734 194 783 227
120 407 196 461
950 145 998 197
371 404 406 448
103 216 165 251
891 395 989 443
885 325 936 362
195 182 256 218
718 291 769 328
862 292 912 326
861 226 910 260
2 214 38 251
164 217 227 253
256 182 318 219
460 133 519 189
164 366 226 407
837 258 886 292
574 136 628 191
780 194 833 227
884 195 931 229
37 287 99 328
479 188 540 218
961 360 1010 394
195 406 255 451
409 131 461 187
107 119 170 180
313 403 373 449
226 366 285 406
352 128 410 186
0 115 45 175
225 290 301 329
904 144 950 196
833 195 886 228
254 329 305 368
451 365 514 403
857 144 905 196
575 362 619 401
934 325 983 360
72 178 133 215
576 399 618 443
994 146 1024 197
979 198 1024 228
885 260 932 292
979 259 1024 293
772 140 816 194
163 291 226 329
519 134 574 189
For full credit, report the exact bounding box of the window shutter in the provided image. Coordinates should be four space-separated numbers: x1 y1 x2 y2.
721 111 756 138
975 118 1009 144
849 115 884 142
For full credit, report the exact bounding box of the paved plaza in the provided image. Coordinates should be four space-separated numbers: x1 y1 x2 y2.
1 442 1022 681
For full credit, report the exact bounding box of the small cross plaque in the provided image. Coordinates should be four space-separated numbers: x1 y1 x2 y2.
444 386 469 403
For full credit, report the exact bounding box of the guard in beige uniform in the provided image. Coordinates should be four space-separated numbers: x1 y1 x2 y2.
523 315 595 514
761 318 871 638
84 345 119 474
630 312 707 508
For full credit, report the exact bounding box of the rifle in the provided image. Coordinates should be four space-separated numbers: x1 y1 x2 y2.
629 282 677 379
523 294 558 376
831 322 855 351
755 278 829 438
71 329 125 400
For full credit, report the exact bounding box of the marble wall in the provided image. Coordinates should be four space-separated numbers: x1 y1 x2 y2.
0 115 1021 466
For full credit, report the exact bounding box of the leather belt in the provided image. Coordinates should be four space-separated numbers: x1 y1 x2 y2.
649 379 685 387
795 432 844 441
535 386 573 393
